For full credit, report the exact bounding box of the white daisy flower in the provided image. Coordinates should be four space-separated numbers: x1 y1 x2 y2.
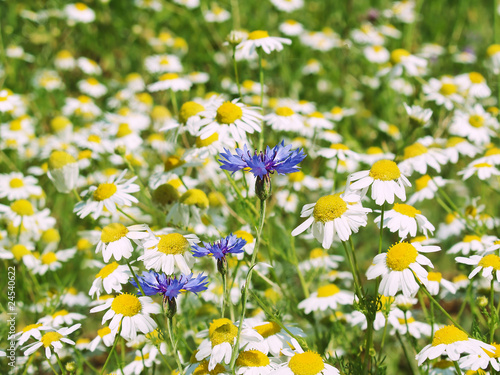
47 150 80 193
448 235 497 255
173 0 199 8
88 326 118 352
77 77 107 98
279 20 304 37
487 44 500 74
124 350 158 374
90 293 160 340
89 262 135 299
459 161 500 181
22 324 81 359
0 199 55 233
0 172 42 200
363 45 390 64
39 310 86 328
366 241 440 297
388 49 427 77
274 339 340 375
437 213 466 240
449 104 499 146
423 77 464 110
138 231 199 275
244 320 304 357
62 95 102 118
144 54 183 74
166 188 210 227
456 72 491 99
459 343 500 372
443 137 480 164
204 5 230 23
270 0 303 12
407 175 447 205
148 73 192 92
197 99 262 143
347 159 411 205
456 253 500 281
426 271 457 296
327 106 356 122
77 57 102 75
388 310 432 339
33 248 76 275
298 284 353 314
404 103 433 127
375 203 435 239
236 30 291 59
54 50 75 70
74 170 140 220
195 318 263 371
298 248 344 272
96 223 151 262
265 106 304 132
64 3 95 23
306 112 334 130
235 349 275 374
292 193 371 249
15 323 51 345
398 142 448 175
0 243 39 269
416 325 494 365
317 143 360 161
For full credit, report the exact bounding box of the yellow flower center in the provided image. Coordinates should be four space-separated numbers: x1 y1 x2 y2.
78 150 92 160
248 30 269 40
329 143 349 150
22 323 43 333
474 162 493 168
404 143 428 159
391 49 410 64
52 309 69 318
317 284 340 297
485 343 500 358
93 183 117 201
439 83 457 96
367 147 383 155
309 111 324 118
488 44 500 56
101 223 129 243
193 360 227 375
42 229 60 244
10 119 22 131
234 230 254 244
275 106 295 117
179 101 204 124
397 317 416 324
96 262 120 279
9 178 24 188
386 242 418 271
41 252 58 264
116 123 133 138
77 238 92 251
41 332 63 348
478 254 500 270
75 2 88 11
98 327 111 338
87 135 101 144
413 175 431 191
469 72 484 84
463 235 481 242
216 102 243 124
287 171 305 183
288 351 325 375
11 244 30 261
369 159 401 181
393 203 421 218
180 189 209 208
196 132 219 148
159 73 179 81
453 274 468 283
310 248 325 259
164 155 185 172
434 360 454 369
486 147 500 156
313 195 347 223
152 184 179 206
209 318 238 347
208 192 225 207
432 325 468 346
10 199 34 216
156 233 190 255
236 350 270 367
48 151 76 170
78 95 91 104
447 137 465 148
469 115 484 128
428 271 442 282
111 293 142 317
253 322 281 338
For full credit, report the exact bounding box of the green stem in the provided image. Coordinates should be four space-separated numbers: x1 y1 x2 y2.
100 325 122 375
166 316 183 373
230 0 240 30
229 199 267 370
72 188 82 201
232 46 242 97
16 217 23 243
222 272 228 318
490 277 497 342
117 206 140 224
395 332 418 375
46 358 59 375
54 352 67 375
453 360 462 374
258 49 265 151
341 241 363 300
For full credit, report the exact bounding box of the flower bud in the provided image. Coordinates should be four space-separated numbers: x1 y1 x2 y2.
255 174 272 201
165 297 177 319
226 30 246 46
217 257 228 276
47 151 79 193
477 296 488 308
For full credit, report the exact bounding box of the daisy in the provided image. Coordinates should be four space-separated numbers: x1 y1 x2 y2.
148 73 192 92
47 150 80 193
270 0 304 12
77 57 102 75
64 3 95 23
265 106 304 132
236 30 291 59
375 203 435 239
487 44 500 73
88 326 117 352
456 253 500 281
388 310 432 339
144 54 182 74
306 112 334 130
15 323 51 345
347 159 411 205
443 137 480 164
437 212 466 240
0 199 55 233
245 320 304 357
89 262 135 299
317 143 359 161
327 106 356 122
0 243 39 268
388 48 427 77
366 241 440 297
416 325 494 365
274 339 340 375
197 99 262 143
195 318 263 371
407 175 447 205
423 77 464 110
138 231 199 275
448 235 497 255
459 343 500 372
0 172 42 200
39 310 86 328
279 20 304 37
54 50 75 70
96 223 151 262
475 147 500 166
449 105 499 146
298 248 344 272
123 350 157 374
456 72 491 99
90 293 160 340
292 192 371 249
235 350 275 375
459 162 500 181
298 284 353 313
23 324 81 359
363 45 390 64
204 5 230 23
166 189 210 226
62 95 102 118
34 248 76 275
77 78 107 98
398 142 447 175
404 103 433 127
426 272 457 296
73 170 140 220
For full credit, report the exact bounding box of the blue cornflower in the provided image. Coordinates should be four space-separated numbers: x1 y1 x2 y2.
130 271 208 302
191 233 246 261
218 141 306 180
